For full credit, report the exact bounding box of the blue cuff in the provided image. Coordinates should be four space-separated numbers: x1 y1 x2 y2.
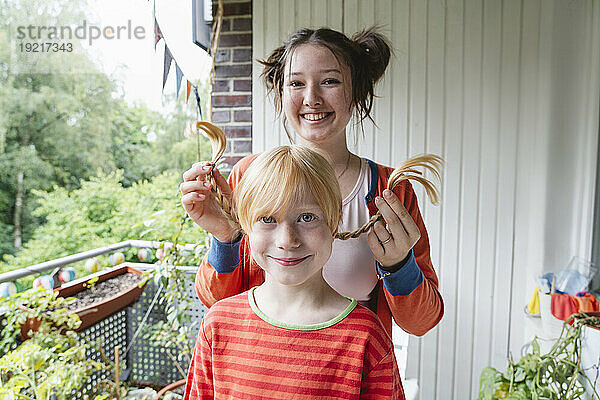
207 234 242 273
377 250 423 296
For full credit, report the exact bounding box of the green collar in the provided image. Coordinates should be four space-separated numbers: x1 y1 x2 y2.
248 287 357 331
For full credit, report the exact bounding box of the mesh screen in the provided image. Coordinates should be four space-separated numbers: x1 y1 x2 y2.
79 309 129 398
2 266 207 395
127 268 206 386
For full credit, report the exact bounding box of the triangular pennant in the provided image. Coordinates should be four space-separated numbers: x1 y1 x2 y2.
163 45 173 91
154 19 163 50
186 80 192 103
193 86 203 120
175 63 183 98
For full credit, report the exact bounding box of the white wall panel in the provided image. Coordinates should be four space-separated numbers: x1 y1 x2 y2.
492 2 521 398
514 0 544 358
434 0 463 396
419 2 445 399
252 0 600 398
457 0 486 396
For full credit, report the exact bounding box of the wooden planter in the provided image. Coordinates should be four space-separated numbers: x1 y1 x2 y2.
21 264 148 337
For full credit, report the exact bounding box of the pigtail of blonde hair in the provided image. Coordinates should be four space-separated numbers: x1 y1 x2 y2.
334 154 443 240
195 120 443 240
189 121 242 232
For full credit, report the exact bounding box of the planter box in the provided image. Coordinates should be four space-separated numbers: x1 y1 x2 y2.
21 264 148 337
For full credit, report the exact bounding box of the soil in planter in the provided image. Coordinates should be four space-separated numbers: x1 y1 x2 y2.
63 273 145 311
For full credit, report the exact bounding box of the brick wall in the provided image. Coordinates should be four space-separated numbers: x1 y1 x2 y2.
212 0 252 171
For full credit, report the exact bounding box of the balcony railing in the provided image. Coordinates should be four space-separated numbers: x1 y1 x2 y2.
0 242 207 397
0 240 198 283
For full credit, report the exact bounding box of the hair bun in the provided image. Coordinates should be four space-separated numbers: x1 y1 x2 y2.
352 27 391 84
260 44 285 89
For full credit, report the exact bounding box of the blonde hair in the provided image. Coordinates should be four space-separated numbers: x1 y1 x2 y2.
235 146 342 234
191 122 443 239
334 154 443 240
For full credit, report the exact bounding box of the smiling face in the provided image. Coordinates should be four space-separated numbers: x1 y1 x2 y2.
248 194 334 287
234 146 342 287
282 44 353 146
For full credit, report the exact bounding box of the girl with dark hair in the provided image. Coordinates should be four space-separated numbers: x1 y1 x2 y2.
180 27 443 337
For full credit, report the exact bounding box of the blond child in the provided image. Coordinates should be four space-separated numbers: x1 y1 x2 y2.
184 145 404 399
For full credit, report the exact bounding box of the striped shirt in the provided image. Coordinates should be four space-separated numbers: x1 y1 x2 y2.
184 288 404 399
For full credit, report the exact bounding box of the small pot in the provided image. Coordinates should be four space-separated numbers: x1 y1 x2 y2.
156 379 186 399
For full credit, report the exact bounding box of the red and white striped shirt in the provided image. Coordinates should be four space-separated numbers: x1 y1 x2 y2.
184 289 404 399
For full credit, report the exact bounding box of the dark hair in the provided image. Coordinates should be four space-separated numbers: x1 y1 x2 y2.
259 27 391 129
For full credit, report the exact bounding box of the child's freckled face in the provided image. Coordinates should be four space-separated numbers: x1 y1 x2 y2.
248 194 334 287
282 44 353 145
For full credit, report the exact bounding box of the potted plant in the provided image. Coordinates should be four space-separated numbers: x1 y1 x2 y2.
14 264 149 338
1 287 80 351
56 264 150 331
578 311 600 398
0 288 115 400
478 313 600 399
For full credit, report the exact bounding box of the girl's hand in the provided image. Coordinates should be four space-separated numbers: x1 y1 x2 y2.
367 189 421 269
180 162 239 242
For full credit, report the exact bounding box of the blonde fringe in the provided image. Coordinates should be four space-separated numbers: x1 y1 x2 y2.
197 121 443 240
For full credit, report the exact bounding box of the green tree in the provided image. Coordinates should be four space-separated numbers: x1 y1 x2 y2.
109 100 162 187
146 80 213 176
0 170 208 283
0 0 118 254
0 0 212 261
110 91 212 187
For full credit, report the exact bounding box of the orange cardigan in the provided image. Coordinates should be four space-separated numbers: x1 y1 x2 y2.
194 155 444 336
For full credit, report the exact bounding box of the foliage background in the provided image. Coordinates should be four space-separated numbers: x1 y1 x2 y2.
0 0 212 283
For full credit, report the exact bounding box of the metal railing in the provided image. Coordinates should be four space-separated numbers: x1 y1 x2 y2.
0 242 207 391
0 240 199 283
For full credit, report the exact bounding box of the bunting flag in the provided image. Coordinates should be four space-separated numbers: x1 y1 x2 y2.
154 19 163 50
175 63 183 98
193 85 203 119
151 0 205 105
163 45 173 91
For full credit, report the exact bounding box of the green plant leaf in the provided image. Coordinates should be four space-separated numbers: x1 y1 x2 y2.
513 367 526 383
478 367 500 399
507 391 529 400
